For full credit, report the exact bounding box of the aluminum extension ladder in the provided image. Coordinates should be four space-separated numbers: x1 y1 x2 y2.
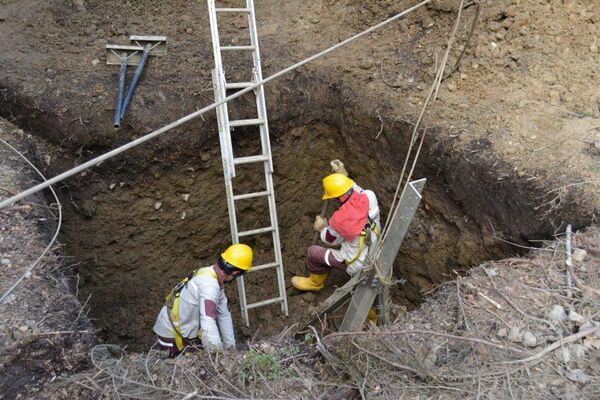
207 0 288 326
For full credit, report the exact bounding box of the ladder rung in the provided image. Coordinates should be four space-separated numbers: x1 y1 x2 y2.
225 82 254 90
221 45 255 51
229 118 264 127
238 226 275 237
215 8 250 13
233 190 271 201
233 155 269 165
250 262 279 272
247 297 283 310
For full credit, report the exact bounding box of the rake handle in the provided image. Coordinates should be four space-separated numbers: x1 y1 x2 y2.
305 201 330 276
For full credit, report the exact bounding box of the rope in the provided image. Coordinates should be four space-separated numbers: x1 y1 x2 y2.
0 0 432 210
372 0 467 286
0 138 63 303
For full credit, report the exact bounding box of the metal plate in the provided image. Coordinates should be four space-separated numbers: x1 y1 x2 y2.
129 35 167 56
339 178 426 332
105 44 144 66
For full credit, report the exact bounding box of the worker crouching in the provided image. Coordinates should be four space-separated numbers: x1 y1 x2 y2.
153 244 253 356
292 161 381 291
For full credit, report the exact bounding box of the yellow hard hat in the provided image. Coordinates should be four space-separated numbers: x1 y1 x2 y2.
322 173 354 200
221 243 253 271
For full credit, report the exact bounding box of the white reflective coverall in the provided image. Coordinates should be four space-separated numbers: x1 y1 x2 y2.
153 266 235 350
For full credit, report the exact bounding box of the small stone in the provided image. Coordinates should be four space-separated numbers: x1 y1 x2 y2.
182 194 190 202
497 328 507 338
593 141 600 150
568 310 586 324
3 294 16 304
201 153 211 162
91 58 100 66
446 82 457 92
566 369 588 384
549 305 567 323
181 212 186 220
185 27 193 34
484 268 498 278
508 326 522 342
154 202 162 210
460 73 467 80
109 183 116 190
522 331 537 348
18 325 29 333
570 344 586 359
302 292 316 303
590 44 598 53
572 249 587 263
549 90 561 105
1 258 11 266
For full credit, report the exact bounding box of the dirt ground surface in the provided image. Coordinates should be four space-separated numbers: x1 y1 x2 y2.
0 119 97 399
1 0 600 397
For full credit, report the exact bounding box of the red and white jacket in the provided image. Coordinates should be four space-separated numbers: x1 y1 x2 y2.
320 184 381 276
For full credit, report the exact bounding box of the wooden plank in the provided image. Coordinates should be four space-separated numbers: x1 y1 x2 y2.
303 273 363 328
339 178 426 332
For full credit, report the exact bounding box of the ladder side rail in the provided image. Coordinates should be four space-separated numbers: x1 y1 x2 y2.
247 0 288 315
264 166 288 315
208 0 236 177
246 0 274 174
212 70 239 242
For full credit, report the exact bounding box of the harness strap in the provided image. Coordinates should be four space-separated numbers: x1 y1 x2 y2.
345 221 380 265
165 267 218 351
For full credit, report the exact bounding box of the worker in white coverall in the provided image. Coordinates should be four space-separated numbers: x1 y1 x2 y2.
291 160 381 291
153 244 253 355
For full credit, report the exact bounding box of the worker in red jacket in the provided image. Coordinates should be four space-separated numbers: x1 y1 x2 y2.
292 160 381 291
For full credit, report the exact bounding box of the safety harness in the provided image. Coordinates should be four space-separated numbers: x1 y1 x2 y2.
164 266 218 351
345 218 380 265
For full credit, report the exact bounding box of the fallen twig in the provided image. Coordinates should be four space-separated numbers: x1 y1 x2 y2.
462 282 503 310
328 329 525 354
32 330 93 336
351 340 421 376
566 225 573 288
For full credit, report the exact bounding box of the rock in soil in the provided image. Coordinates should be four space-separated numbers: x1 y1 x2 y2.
508 326 522 343
522 331 537 348
548 305 567 323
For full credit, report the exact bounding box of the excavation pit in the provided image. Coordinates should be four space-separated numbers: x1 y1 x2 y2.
49 118 515 352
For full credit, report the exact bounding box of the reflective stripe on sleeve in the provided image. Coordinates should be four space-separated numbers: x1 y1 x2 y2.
324 249 332 267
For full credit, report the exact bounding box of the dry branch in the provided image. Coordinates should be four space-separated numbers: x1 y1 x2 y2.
498 326 599 365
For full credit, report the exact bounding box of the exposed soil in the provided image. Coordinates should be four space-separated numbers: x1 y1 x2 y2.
0 119 97 399
1 0 600 397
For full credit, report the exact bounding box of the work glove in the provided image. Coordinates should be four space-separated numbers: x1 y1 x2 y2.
313 215 328 232
346 263 362 276
330 159 348 176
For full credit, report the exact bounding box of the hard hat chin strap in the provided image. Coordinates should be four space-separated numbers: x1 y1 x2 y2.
218 257 246 277
338 188 354 205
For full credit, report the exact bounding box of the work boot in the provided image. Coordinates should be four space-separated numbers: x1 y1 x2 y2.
291 273 328 291
367 307 377 323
